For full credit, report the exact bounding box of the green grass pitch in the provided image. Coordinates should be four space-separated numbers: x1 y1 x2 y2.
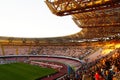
0 62 57 80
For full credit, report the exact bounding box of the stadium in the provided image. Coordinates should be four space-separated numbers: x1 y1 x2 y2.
0 0 120 80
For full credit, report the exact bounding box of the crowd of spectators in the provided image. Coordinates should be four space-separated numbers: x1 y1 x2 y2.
0 45 98 58
69 48 120 80
0 40 118 60
36 45 96 58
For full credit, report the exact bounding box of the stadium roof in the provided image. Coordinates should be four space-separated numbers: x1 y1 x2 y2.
45 0 120 40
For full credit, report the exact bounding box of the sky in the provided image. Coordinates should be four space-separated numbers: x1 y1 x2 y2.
0 0 81 38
